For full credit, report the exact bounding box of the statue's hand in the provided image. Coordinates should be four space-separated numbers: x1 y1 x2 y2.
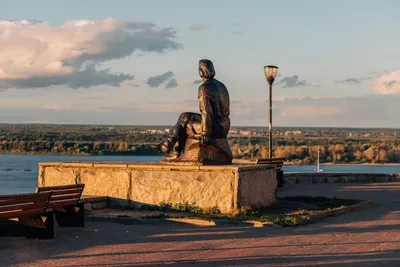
200 134 210 146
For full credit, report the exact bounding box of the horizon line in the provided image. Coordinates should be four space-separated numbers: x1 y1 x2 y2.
0 122 399 130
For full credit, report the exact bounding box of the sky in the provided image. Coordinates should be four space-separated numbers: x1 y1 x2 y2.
0 0 399 128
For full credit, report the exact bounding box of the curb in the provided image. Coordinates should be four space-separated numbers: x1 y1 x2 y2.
85 215 282 228
295 200 377 226
85 200 376 228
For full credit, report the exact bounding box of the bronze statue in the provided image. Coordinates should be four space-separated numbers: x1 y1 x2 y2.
152 59 233 165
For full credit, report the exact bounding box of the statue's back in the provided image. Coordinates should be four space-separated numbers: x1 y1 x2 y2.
200 79 230 138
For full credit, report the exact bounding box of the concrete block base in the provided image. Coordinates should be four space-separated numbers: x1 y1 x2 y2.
38 162 277 213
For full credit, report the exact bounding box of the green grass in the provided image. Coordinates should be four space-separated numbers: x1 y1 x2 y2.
281 196 358 209
106 196 360 226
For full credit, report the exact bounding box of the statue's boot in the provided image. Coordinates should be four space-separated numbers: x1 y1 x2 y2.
151 139 174 154
162 150 180 161
163 141 185 161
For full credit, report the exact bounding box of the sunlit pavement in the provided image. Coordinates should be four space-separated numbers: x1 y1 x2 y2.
2 182 399 267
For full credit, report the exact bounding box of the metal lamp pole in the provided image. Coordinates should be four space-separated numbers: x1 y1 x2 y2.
263 65 279 158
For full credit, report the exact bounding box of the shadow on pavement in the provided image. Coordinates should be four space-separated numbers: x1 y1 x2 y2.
1 182 399 267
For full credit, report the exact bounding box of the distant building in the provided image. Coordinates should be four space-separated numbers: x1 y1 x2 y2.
284 130 302 135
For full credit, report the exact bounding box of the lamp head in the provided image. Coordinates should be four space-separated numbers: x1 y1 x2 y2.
264 65 279 85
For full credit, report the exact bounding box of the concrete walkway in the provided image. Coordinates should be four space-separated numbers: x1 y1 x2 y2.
2 182 399 267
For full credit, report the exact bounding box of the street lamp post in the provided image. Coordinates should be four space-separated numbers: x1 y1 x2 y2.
263 65 279 158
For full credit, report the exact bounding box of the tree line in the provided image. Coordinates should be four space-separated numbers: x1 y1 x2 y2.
0 124 399 164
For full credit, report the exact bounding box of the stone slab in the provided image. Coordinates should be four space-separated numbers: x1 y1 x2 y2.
38 162 277 213
283 172 399 184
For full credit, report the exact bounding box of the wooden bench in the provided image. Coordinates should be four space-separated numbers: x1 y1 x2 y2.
256 158 285 188
0 192 54 239
255 157 285 168
36 184 85 227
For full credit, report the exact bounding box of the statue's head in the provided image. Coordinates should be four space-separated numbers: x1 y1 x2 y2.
199 59 215 79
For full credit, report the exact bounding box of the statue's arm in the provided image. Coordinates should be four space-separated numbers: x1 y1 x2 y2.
198 85 213 137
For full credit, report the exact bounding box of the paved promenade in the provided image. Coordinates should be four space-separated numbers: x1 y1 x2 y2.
2 182 399 266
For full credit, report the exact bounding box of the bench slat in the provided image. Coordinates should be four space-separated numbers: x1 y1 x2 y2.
256 158 284 166
0 203 46 213
0 208 45 220
0 198 48 206
37 184 84 191
47 188 83 196
48 199 79 209
0 192 50 201
51 194 81 202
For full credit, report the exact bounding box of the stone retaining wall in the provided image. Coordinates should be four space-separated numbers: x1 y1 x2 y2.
284 172 400 184
38 162 278 213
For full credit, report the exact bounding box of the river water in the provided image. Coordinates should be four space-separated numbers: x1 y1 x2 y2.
0 154 399 194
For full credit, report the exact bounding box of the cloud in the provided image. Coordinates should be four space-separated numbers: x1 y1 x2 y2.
43 103 84 110
146 71 174 88
335 71 388 85
1 94 399 127
130 100 198 113
2 64 133 89
165 79 178 89
0 19 181 89
231 31 244 35
188 24 208 32
276 75 313 88
335 78 366 84
374 70 400 94
43 104 60 110
193 80 202 84
229 21 248 35
227 95 400 127
272 96 285 102
275 95 400 127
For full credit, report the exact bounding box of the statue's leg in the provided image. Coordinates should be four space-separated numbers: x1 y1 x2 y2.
175 113 201 154
152 112 200 154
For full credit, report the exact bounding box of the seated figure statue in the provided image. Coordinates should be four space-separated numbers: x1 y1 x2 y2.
152 59 233 165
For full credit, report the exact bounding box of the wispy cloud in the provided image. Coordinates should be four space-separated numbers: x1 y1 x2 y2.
165 79 178 89
276 75 314 88
146 72 175 88
130 100 198 113
335 71 388 85
374 70 400 94
335 77 367 84
43 104 60 110
42 103 92 111
230 95 400 127
1 94 398 127
231 31 244 35
188 24 208 32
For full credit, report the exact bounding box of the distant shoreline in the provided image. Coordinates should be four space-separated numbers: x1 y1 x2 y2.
1 153 399 166
0 151 162 156
320 163 400 166
282 163 400 166
283 162 400 166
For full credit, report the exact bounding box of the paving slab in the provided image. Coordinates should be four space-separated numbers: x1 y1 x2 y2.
1 182 399 267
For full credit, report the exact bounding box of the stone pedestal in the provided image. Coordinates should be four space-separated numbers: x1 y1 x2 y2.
38 162 277 213
164 137 233 165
